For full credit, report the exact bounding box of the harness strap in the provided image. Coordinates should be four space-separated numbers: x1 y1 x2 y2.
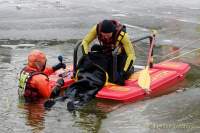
18 67 48 97
115 31 125 47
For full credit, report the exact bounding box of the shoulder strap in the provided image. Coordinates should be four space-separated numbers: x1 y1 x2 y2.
114 24 126 46
19 67 49 88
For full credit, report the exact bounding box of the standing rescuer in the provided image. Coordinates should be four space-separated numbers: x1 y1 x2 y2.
18 49 66 100
81 19 136 85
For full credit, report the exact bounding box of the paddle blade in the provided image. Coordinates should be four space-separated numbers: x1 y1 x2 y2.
138 67 151 91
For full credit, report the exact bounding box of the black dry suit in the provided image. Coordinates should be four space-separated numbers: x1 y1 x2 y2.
66 51 108 109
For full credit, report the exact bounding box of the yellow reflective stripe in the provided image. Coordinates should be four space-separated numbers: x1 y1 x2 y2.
117 31 125 42
124 56 134 71
19 72 29 88
18 71 30 96
116 31 125 47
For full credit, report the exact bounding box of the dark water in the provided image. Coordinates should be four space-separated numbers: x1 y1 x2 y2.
0 0 200 133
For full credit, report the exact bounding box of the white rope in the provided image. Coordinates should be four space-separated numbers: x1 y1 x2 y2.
159 38 200 60
165 47 200 62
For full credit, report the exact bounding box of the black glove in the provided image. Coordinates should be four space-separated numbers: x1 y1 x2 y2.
52 63 66 71
115 71 126 85
56 78 64 87
50 78 64 98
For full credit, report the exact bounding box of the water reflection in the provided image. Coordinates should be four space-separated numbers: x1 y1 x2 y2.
68 100 107 133
18 98 46 133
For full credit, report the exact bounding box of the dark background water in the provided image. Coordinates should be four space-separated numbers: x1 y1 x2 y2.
0 0 200 133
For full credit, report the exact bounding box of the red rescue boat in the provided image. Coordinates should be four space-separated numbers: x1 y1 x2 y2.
48 34 190 103
96 61 190 102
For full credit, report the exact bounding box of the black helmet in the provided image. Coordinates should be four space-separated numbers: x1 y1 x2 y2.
101 20 115 33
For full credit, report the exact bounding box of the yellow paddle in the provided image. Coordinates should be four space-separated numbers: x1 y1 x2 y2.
138 66 151 92
138 30 156 93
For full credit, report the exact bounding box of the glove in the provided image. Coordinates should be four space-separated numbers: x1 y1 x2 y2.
52 62 66 71
115 71 126 85
56 78 64 87
50 78 64 98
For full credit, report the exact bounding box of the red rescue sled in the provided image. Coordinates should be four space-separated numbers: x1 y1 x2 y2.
96 61 190 102
48 61 190 102
48 34 190 103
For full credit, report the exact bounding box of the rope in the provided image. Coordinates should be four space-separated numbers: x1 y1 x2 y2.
157 38 200 60
165 47 200 62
